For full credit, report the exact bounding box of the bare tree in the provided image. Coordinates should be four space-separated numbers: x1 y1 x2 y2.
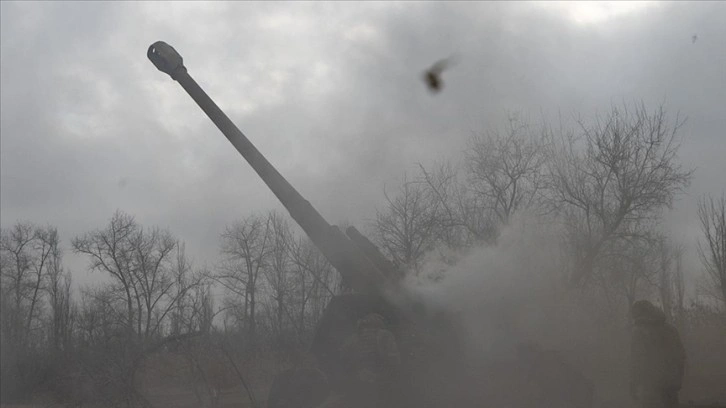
46 248 74 353
373 160 500 277
596 235 656 309
76 285 135 348
372 174 442 275
465 112 547 225
288 235 338 335
170 245 210 336
170 243 194 336
129 225 177 340
215 214 273 344
193 282 216 335
546 103 693 285
417 161 498 248
74 286 154 408
0 223 66 352
73 212 137 340
264 212 294 341
697 193 726 308
654 237 685 322
1 223 40 345
0 223 63 401
72 211 201 407
672 246 686 326
25 226 58 342
73 211 196 342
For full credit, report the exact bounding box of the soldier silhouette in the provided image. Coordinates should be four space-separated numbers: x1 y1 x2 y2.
630 300 686 408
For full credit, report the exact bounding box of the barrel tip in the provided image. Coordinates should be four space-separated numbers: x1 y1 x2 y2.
147 41 166 57
147 41 186 80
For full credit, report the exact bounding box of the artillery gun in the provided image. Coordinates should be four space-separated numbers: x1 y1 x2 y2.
148 41 613 408
147 41 473 408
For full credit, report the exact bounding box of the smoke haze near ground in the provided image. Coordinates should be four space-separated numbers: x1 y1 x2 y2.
400 213 703 406
404 214 564 358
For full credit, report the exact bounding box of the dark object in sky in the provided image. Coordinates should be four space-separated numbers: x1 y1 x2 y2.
692 34 698 44
423 57 454 93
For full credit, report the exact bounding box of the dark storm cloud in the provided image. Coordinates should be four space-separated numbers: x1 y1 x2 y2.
1 2 724 285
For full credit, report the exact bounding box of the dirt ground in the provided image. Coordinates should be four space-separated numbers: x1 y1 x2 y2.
3 321 724 408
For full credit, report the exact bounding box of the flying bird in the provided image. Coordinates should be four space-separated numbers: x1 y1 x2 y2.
692 34 698 44
423 56 457 93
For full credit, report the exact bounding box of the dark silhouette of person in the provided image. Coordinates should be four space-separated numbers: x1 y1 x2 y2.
629 300 686 408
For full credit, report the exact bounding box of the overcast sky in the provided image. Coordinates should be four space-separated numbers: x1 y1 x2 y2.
1 1 724 287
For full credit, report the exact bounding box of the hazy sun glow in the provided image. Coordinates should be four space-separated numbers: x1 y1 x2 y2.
536 1 660 25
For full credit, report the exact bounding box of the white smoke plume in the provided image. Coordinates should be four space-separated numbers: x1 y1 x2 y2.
400 213 635 405
403 214 567 357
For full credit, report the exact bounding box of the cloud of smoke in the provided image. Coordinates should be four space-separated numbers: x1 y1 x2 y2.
398 213 641 406
403 213 573 360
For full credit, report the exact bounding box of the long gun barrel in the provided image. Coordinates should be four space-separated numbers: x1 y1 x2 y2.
147 41 386 294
